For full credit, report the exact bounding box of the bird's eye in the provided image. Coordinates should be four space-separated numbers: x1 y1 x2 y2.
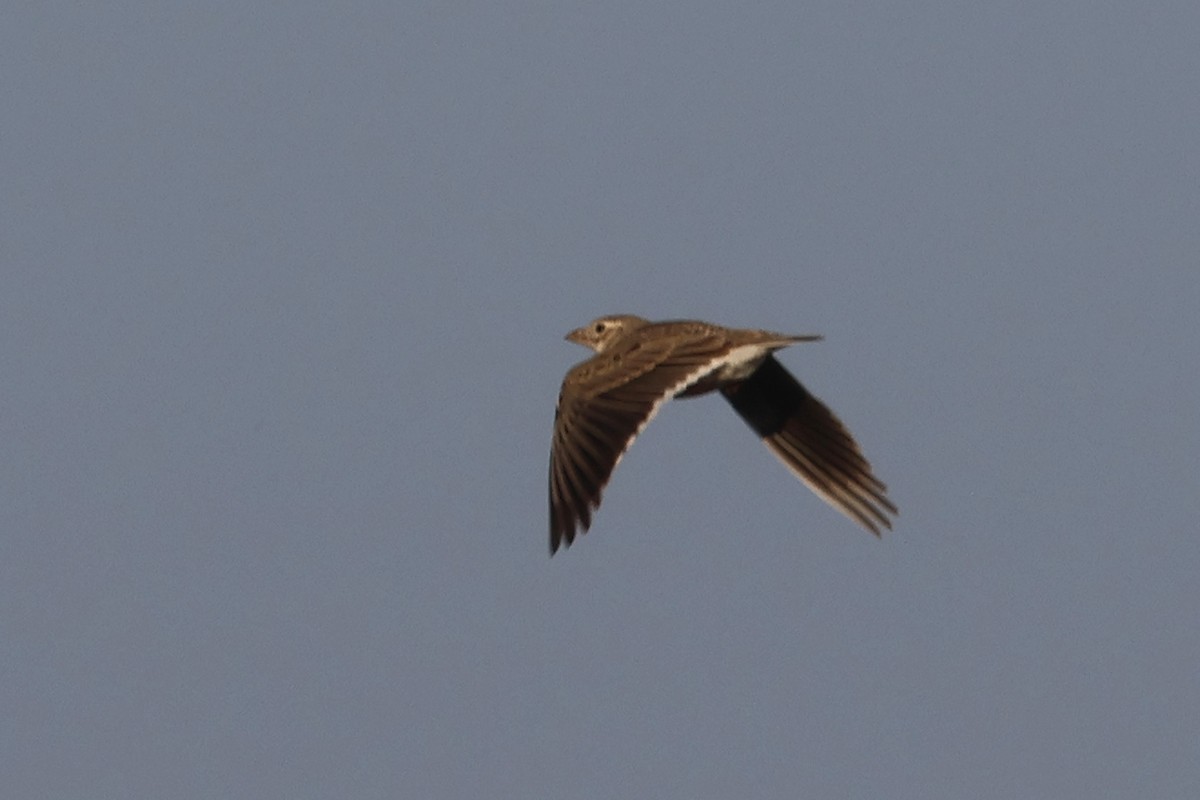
594 323 606 333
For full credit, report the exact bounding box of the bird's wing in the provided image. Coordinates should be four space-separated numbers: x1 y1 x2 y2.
549 333 730 553
720 355 897 534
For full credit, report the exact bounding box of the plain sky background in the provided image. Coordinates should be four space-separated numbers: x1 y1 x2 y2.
4 3 1198 798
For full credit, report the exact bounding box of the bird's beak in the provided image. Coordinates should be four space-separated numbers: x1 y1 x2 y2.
565 327 588 346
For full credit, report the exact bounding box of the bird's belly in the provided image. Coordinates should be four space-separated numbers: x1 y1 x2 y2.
676 347 769 397
711 358 765 382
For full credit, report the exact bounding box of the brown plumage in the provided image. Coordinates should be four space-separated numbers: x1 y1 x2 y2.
548 315 896 554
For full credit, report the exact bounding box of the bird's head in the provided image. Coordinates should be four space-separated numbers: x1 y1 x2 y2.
565 314 649 353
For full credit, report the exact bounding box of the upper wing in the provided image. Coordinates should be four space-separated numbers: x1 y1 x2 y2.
720 355 897 535
549 334 730 553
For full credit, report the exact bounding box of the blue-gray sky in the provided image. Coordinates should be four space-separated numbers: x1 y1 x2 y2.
4 3 1198 798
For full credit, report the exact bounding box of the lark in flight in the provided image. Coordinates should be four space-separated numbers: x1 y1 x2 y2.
548 315 896 554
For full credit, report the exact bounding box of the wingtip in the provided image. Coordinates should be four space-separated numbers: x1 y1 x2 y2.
863 507 896 538
549 523 575 556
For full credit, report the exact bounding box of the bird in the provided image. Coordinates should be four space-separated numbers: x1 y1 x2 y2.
548 314 896 554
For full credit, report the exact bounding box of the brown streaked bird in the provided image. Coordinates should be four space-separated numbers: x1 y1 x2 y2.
548 314 897 554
